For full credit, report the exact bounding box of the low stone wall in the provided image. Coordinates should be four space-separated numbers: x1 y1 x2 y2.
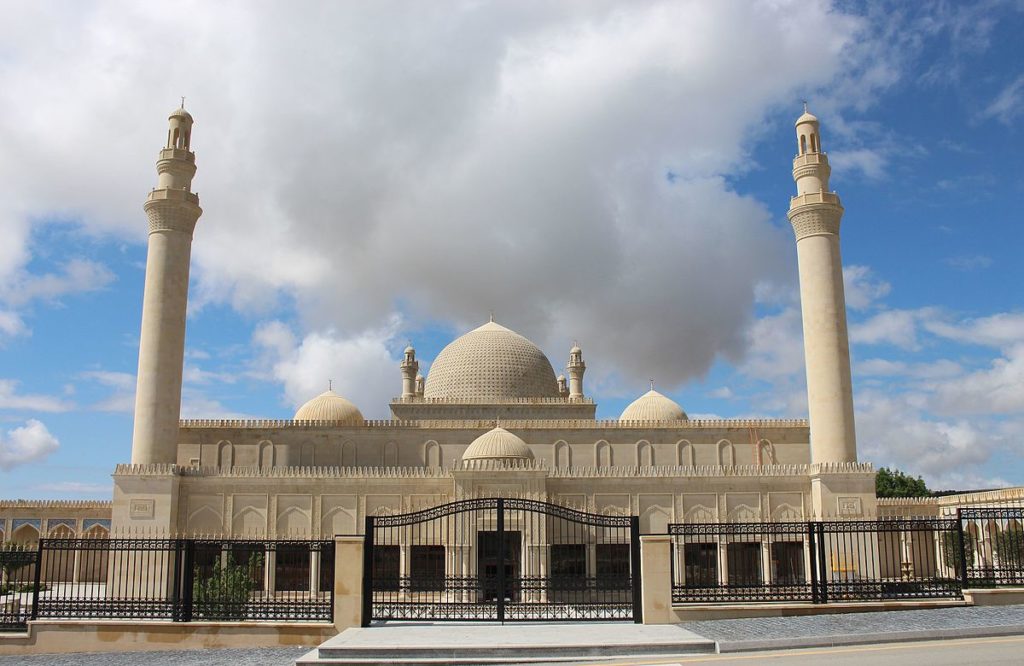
0 621 335 655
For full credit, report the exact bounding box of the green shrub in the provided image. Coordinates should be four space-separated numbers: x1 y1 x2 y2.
994 528 1024 569
941 530 974 571
192 552 262 620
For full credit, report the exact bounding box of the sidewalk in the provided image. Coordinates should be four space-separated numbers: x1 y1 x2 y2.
680 604 1024 652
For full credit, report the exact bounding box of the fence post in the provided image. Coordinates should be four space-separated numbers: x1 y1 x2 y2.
180 539 195 622
170 538 183 621
496 498 506 624
361 516 374 627
815 523 828 604
956 508 970 591
808 522 819 604
630 515 643 624
30 539 44 620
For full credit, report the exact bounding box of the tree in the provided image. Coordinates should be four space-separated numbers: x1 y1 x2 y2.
876 467 930 498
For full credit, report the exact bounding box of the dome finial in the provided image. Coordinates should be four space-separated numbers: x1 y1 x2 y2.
802 99 808 114
489 310 494 323
328 379 332 391
181 96 186 110
650 378 655 391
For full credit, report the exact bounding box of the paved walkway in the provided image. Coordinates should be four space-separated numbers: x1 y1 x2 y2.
3 606 1024 663
681 604 1024 651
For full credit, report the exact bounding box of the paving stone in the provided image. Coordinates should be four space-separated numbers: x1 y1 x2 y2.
0 646 308 665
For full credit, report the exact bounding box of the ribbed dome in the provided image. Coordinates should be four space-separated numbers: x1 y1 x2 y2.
294 390 364 424
462 427 534 461
620 390 687 421
424 321 559 401
796 110 818 125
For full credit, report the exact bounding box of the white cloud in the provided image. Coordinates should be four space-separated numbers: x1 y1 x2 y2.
979 73 1024 125
0 419 59 470
0 1 876 387
0 310 28 340
0 379 73 412
843 265 891 310
0 258 115 307
924 312 1024 349
253 318 401 418
931 344 1024 416
79 370 136 412
849 309 924 350
827 148 887 179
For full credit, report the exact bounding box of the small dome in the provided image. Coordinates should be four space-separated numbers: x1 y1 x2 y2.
294 390 364 424
462 427 534 461
404 345 415 354
424 321 559 401
570 345 581 354
170 106 194 123
620 390 687 421
796 110 818 125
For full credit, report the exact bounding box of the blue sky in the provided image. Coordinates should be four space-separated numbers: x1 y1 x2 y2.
1 0 1023 497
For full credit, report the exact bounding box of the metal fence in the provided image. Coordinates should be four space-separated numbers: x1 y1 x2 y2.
1 537 334 631
959 507 1024 587
671 518 963 604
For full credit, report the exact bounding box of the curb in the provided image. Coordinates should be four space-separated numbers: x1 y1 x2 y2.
715 623 1024 652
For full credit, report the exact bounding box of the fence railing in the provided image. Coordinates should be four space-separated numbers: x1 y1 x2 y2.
959 507 1024 588
1 538 334 631
670 518 963 604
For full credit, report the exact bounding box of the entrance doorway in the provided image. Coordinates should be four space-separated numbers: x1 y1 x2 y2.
477 530 521 602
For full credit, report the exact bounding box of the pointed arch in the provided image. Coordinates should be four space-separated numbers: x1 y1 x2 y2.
799 134 807 155
554 440 571 469
258 440 274 470
276 505 311 537
595 440 612 467
382 441 398 466
717 439 734 467
636 440 654 467
676 439 694 466
188 504 223 534
424 440 442 467
341 440 356 467
217 440 233 469
12 523 39 543
757 439 775 465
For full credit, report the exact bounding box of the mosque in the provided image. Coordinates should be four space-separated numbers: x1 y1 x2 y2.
1 105 877 546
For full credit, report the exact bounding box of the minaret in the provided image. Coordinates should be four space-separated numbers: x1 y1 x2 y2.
130 105 202 465
787 105 857 464
567 344 585 400
401 345 419 398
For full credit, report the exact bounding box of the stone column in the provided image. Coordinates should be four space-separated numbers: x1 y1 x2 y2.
334 535 365 630
639 535 673 624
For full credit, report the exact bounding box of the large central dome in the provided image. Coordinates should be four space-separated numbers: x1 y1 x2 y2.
424 321 559 401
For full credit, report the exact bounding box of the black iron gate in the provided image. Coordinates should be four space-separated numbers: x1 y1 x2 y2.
362 498 641 624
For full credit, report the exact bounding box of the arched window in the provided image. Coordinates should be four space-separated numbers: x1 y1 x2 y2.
424 440 441 467
676 440 694 466
717 439 734 466
799 134 807 154
341 441 356 467
554 440 571 469
258 440 274 470
217 441 233 469
382 441 398 466
595 440 612 467
810 133 818 152
636 440 654 467
757 439 775 465
173 127 180 148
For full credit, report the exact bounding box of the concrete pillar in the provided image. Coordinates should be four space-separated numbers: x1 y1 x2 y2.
787 107 857 464
309 550 320 594
639 535 673 624
334 536 365 631
131 106 202 465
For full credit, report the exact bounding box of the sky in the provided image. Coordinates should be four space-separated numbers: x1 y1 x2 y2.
1 0 1023 498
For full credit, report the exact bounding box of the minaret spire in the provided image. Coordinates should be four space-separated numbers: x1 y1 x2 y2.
787 106 857 464
130 105 202 465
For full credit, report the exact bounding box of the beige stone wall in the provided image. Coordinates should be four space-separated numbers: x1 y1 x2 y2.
176 419 811 471
0 501 111 543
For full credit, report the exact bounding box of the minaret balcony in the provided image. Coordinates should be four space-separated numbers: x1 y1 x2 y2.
159 147 196 162
789 191 841 207
792 152 828 167
146 188 200 205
